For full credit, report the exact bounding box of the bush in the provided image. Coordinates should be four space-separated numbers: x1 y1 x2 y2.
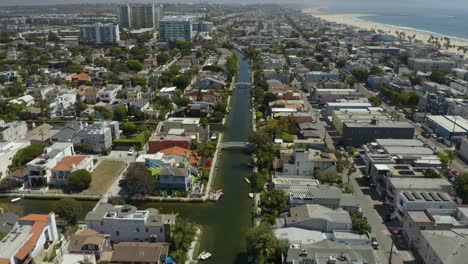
113 131 151 150
67 169 92 192
9 143 49 171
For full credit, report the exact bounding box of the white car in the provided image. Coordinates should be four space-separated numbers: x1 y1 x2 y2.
127 148 135 156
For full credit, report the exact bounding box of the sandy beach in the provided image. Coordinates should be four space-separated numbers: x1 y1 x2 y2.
305 12 468 58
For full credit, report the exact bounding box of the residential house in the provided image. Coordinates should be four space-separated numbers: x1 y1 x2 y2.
195 71 226 89
71 73 91 84
8 95 35 107
98 84 122 103
0 120 28 142
67 229 112 262
161 117 210 142
0 212 18 234
158 87 177 99
278 148 337 176
85 204 176 243
280 204 352 233
27 142 75 187
50 155 93 187
182 90 222 104
0 213 59 264
159 146 200 166
288 185 359 213
157 167 192 193
111 242 169 264
147 134 191 154
72 121 120 153
84 87 102 104
0 141 30 180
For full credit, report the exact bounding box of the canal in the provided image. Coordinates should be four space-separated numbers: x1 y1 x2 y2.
134 50 254 263
7 50 254 263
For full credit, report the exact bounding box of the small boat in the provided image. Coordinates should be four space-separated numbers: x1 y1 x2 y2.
249 193 254 199
216 189 224 193
198 251 212 260
244 177 251 184
10 197 21 203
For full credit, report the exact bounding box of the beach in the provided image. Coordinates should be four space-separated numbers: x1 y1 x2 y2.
305 11 468 58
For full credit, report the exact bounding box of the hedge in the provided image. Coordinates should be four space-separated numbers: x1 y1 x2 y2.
113 130 151 149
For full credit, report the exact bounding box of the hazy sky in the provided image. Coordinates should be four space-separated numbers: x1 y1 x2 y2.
0 0 467 12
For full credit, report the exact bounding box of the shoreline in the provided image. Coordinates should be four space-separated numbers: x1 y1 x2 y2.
305 11 468 58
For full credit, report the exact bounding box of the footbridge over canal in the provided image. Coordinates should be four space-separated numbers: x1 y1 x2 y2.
219 141 256 152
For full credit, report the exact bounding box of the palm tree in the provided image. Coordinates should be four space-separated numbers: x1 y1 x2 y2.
447 149 457 169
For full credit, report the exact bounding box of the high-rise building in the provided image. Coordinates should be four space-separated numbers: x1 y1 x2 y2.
115 3 162 29
79 23 120 45
159 15 195 41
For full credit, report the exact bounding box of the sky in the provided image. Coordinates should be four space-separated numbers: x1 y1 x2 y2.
0 0 467 12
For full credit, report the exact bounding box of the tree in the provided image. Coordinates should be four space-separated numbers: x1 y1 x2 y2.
351 67 369 82
246 223 288 264
113 106 128 121
446 150 457 168
170 218 197 263
126 60 143 72
429 71 448 84
351 213 372 233
122 122 138 136
121 163 155 195
260 190 288 224
172 75 191 90
55 198 82 225
369 65 384 76
9 143 49 172
66 63 83 74
423 168 440 178
67 169 92 191
438 152 449 171
455 172 468 203
368 96 382 107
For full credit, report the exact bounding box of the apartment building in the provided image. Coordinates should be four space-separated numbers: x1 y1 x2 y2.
79 23 120 45
0 120 28 142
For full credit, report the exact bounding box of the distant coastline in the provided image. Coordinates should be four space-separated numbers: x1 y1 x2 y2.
304 10 468 58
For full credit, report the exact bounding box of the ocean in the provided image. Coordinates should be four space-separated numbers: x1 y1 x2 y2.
321 3 468 41
359 13 468 40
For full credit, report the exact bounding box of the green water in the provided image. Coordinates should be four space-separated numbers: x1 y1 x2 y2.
0 199 97 220
135 50 254 263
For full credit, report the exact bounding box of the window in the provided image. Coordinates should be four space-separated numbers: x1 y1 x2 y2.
100 221 103 226
116 231 119 236
146 228 149 233
136 228 140 232
160 228 163 232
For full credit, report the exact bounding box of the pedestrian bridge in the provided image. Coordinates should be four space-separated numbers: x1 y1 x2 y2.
234 82 252 88
219 141 256 152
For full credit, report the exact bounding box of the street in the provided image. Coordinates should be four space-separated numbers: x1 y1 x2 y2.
349 159 417 264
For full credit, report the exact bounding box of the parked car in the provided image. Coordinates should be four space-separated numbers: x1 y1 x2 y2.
371 237 379 249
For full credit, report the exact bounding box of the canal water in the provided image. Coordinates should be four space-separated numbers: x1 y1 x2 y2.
3 50 253 263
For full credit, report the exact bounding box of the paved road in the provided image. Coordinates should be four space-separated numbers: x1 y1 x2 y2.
349 162 417 264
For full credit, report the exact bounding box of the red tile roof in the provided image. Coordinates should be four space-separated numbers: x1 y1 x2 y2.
16 214 50 261
159 146 200 166
51 156 88 172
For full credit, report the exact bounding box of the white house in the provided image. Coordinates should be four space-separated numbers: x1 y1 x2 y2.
27 142 75 187
0 141 31 179
8 95 35 107
279 149 337 177
0 213 59 264
50 155 93 187
0 120 28 142
85 204 176 243
98 84 122 103
158 87 177 99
